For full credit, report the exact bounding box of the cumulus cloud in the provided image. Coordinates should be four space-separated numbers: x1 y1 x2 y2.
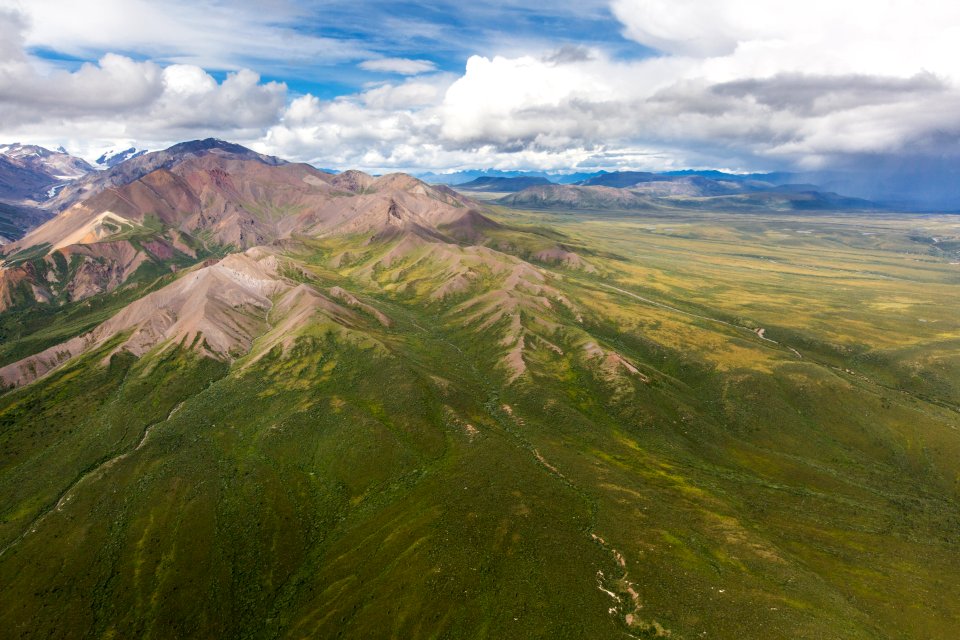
0 8 286 158
2 0 960 178
359 58 437 75
611 0 960 78
401 1 960 171
0 53 164 117
256 1 960 173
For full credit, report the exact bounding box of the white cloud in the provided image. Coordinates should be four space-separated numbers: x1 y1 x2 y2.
0 53 164 115
0 8 286 158
3 0 960 175
359 58 437 75
611 0 960 79
395 1 960 170
256 1 960 172
4 0 366 70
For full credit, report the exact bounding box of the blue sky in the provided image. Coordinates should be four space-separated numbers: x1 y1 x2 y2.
25 1 653 98
1 0 959 181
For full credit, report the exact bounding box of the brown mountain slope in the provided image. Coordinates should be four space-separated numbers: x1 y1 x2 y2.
2 156 336 254
5 154 477 257
0 248 382 389
43 138 283 213
0 144 486 312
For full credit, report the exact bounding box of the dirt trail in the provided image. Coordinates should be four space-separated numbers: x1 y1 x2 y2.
596 285 960 419
598 282 761 337
595 282 803 359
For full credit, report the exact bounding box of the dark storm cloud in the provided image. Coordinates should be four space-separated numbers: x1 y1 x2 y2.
713 72 947 116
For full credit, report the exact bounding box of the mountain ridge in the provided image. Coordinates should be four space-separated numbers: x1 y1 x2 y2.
497 178 882 211
0 140 488 314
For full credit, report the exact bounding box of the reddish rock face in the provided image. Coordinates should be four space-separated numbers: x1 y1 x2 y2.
0 145 492 314
142 240 174 261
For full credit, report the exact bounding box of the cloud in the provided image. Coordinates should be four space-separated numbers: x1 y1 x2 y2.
710 73 947 117
544 45 595 65
5 0 367 71
384 1 960 171
611 0 960 79
0 10 167 120
0 54 164 117
3 0 960 177
0 9 286 158
359 58 437 75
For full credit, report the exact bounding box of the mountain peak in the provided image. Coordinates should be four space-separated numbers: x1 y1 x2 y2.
165 138 258 156
95 147 149 169
158 139 285 167
0 143 93 203
45 138 286 213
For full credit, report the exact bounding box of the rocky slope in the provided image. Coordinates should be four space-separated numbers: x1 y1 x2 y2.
0 249 379 388
0 141 483 311
0 143 92 184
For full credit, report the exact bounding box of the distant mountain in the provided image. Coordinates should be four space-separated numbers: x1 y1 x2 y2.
415 165 960 210
552 171 607 184
0 143 93 182
660 169 798 184
676 188 880 212
95 147 149 169
627 176 758 197
498 181 881 212
455 176 554 192
0 139 480 311
577 171 772 193
418 169 604 186
0 144 91 239
577 171 661 188
418 169 549 185
498 185 657 210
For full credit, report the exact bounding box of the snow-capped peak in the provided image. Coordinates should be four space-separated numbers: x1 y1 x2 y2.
96 147 149 169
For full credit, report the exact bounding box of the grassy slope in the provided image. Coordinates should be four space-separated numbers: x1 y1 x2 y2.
0 209 958 638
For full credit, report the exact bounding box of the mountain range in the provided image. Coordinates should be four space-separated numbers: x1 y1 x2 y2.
433 167 960 212
0 139 958 638
0 139 478 316
416 168 595 185
0 141 930 238
493 175 880 212
454 176 554 192
0 144 97 242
